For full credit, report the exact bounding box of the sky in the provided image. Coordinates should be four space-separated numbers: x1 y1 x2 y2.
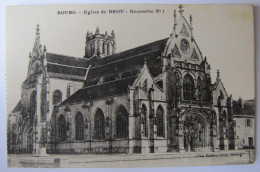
5 4 255 114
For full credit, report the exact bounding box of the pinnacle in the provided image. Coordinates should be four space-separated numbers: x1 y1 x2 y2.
95 26 100 34
36 24 40 35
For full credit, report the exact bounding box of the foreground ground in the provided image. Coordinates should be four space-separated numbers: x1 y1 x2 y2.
7 150 255 168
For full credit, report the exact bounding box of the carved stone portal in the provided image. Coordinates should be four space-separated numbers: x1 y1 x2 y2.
183 115 208 152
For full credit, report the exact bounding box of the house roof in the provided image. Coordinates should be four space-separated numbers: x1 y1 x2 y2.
61 76 136 105
233 100 255 116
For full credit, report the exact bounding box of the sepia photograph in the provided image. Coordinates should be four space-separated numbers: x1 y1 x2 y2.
5 3 256 168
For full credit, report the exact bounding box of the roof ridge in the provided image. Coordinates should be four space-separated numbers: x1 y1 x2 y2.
82 76 137 90
47 61 88 70
90 48 161 70
46 52 85 60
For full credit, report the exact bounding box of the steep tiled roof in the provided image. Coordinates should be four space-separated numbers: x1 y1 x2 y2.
46 53 89 79
46 38 168 82
46 53 89 68
86 38 168 81
93 38 168 65
47 63 86 77
61 77 136 105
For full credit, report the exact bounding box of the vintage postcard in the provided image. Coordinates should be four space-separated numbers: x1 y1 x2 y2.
6 4 255 168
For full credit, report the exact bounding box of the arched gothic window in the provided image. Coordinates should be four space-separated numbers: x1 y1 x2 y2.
30 91 37 121
107 43 110 55
175 72 181 100
183 74 194 101
142 79 148 92
116 106 129 139
102 42 106 54
141 104 148 137
90 44 93 56
156 105 164 137
58 115 66 142
53 90 62 105
197 77 203 101
223 110 227 126
75 112 84 141
220 90 224 99
94 109 105 140
27 128 33 151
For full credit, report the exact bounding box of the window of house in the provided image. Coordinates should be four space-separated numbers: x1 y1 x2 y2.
53 90 62 105
58 115 66 142
94 109 105 140
183 74 194 101
116 106 129 139
75 112 84 141
246 119 252 127
156 105 164 137
248 137 253 147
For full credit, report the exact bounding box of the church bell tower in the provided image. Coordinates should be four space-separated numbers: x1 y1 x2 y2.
84 27 116 59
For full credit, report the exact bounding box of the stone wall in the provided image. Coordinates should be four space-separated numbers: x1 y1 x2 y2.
234 116 255 149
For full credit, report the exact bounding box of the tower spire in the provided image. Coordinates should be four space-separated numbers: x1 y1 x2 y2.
178 4 184 15
32 24 42 58
95 26 100 35
111 30 115 38
84 28 116 59
173 9 177 31
36 24 40 36
172 9 177 37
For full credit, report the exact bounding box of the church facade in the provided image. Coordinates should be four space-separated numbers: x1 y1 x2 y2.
7 5 237 154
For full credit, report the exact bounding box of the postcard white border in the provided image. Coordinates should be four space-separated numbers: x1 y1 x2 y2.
0 0 260 172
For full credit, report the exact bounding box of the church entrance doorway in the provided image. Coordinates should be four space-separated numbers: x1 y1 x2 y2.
183 115 207 152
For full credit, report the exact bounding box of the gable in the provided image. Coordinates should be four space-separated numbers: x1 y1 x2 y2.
133 65 164 101
212 79 228 106
217 80 228 98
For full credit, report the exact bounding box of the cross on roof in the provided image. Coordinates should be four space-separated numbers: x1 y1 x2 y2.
178 4 184 15
36 24 40 35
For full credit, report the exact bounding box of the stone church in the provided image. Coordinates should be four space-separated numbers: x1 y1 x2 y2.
7 5 236 154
